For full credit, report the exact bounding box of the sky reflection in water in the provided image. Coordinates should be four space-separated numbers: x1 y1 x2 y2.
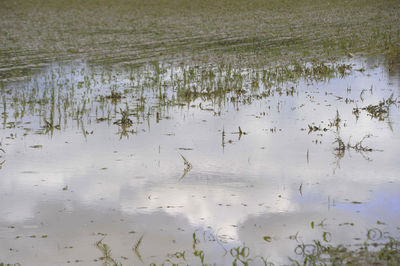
0 56 400 265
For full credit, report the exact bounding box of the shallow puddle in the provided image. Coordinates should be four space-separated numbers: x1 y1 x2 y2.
0 56 399 265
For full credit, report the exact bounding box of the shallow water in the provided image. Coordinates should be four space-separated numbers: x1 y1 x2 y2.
0 56 400 265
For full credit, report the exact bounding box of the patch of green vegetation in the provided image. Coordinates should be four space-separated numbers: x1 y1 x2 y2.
1 0 400 80
361 94 398 121
114 108 133 126
0 60 359 141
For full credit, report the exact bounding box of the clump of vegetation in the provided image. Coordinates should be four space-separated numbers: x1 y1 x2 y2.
307 124 328 134
105 91 123 101
308 110 343 134
329 110 342 131
361 94 397 121
43 119 61 131
114 108 133 126
352 106 361 120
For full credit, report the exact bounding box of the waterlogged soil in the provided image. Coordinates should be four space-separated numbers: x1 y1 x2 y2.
0 56 400 265
2 0 400 81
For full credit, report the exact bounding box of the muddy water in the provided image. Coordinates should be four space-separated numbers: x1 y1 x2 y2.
0 56 399 265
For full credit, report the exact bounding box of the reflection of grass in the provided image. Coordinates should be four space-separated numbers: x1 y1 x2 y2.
333 133 380 169
133 235 144 263
328 109 382 170
290 229 400 265
179 153 193 180
94 228 400 265
0 142 5 170
95 239 122 266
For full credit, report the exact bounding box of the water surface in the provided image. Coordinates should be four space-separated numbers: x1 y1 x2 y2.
0 56 400 265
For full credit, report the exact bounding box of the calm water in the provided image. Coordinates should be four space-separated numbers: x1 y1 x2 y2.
0 56 399 265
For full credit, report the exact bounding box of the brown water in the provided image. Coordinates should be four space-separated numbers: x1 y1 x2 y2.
0 56 399 265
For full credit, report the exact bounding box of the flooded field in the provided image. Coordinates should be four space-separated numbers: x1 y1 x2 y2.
0 55 399 265
1 0 400 265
